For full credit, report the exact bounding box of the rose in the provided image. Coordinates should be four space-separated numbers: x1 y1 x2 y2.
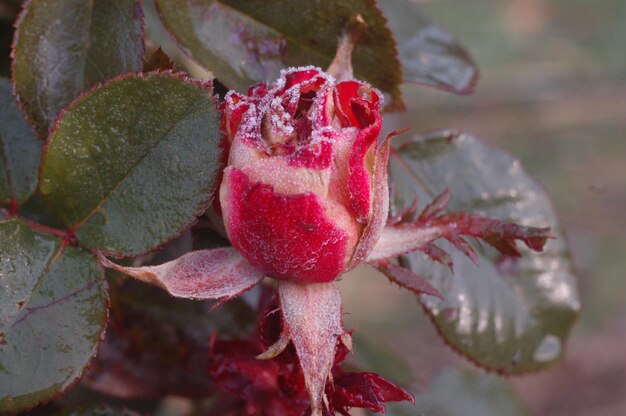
219 66 390 283
100 66 550 414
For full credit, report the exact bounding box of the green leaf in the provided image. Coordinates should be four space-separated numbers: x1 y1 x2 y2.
39 72 221 256
396 368 527 416
0 78 41 206
0 219 108 414
83 277 255 399
389 131 580 373
378 0 478 94
12 0 144 137
154 0 403 108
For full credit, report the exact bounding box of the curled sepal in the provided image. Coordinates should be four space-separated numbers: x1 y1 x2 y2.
278 281 345 415
367 189 552 263
97 248 264 301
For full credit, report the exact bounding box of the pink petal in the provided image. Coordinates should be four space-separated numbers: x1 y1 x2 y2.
97 248 264 300
278 281 344 414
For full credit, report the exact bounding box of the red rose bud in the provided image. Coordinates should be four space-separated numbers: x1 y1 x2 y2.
219 66 389 283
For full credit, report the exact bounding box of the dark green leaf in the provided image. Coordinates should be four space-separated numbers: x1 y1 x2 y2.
0 78 41 206
12 0 144 137
0 219 107 413
378 0 478 94
154 0 403 108
399 368 526 416
39 72 221 256
389 131 580 373
83 275 256 399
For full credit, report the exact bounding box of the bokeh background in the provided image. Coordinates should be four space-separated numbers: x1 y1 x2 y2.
342 0 626 415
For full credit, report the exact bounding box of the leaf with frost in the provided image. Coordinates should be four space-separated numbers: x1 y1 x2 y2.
154 0 403 108
39 72 221 256
12 0 144 137
0 219 107 413
388 131 580 373
0 78 41 207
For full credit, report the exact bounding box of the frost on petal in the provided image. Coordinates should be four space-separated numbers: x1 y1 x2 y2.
222 167 349 283
333 81 383 224
97 248 264 300
278 281 344 414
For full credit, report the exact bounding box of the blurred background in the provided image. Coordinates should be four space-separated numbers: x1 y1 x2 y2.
342 0 626 415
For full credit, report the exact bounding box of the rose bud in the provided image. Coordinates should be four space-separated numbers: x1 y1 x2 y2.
219 66 390 283
98 66 553 415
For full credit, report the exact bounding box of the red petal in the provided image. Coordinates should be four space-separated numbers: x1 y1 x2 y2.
97 248 264 300
347 107 382 224
223 168 349 283
279 281 344 414
349 131 394 269
333 81 380 129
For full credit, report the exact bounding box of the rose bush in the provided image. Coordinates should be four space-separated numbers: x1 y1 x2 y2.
0 1 581 414
101 66 552 413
